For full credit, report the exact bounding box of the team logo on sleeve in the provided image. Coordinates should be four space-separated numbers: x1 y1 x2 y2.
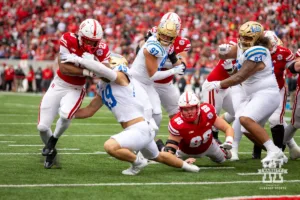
179 40 185 45
207 112 213 119
277 54 282 60
96 49 103 56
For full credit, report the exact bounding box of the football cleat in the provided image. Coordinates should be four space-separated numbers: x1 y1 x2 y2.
288 145 300 160
42 136 58 156
230 148 239 161
44 148 58 169
261 150 288 168
220 147 232 160
122 158 148 175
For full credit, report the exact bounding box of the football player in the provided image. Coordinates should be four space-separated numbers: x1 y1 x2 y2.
38 19 111 169
164 91 234 164
250 31 296 159
63 53 200 175
202 21 287 167
130 19 186 133
283 52 300 160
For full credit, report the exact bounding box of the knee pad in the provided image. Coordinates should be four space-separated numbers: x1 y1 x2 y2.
37 124 49 132
153 113 162 128
224 112 235 124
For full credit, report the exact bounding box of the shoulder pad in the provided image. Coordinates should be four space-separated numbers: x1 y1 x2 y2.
60 32 77 49
244 46 268 62
145 38 166 57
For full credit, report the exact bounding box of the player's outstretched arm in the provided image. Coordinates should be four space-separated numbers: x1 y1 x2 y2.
164 134 182 154
58 56 85 76
213 116 234 149
218 44 237 60
74 95 103 119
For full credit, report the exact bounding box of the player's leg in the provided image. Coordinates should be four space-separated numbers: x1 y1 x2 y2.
37 81 61 145
284 87 300 160
239 90 287 166
105 121 154 175
206 139 231 163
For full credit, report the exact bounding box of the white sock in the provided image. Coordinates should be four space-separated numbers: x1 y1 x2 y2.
263 139 279 152
133 155 143 165
232 119 242 149
283 124 297 144
287 138 298 149
181 161 189 170
53 117 71 138
39 128 53 145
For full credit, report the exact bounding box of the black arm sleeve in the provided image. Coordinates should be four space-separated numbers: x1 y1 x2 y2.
168 51 178 64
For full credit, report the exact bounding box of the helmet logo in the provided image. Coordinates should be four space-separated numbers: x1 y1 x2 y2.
251 25 262 33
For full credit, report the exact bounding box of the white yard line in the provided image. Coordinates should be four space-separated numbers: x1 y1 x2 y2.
0 152 107 155
210 195 300 200
0 180 299 188
8 144 44 147
0 141 15 143
38 148 80 151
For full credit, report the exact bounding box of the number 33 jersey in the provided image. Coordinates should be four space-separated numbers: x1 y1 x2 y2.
96 76 152 123
168 103 217 154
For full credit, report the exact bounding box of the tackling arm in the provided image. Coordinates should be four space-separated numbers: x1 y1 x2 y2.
213 116 234 139
164 134 182 154
74 95 103 119
58 56 85 76
219 45 238 60
220 60 264 88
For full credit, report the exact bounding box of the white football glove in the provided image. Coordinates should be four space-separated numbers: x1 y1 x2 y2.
60 53 82 67
171 64 185 75
218 44 232 55
222 59 235 74
220 136 233 150
82 69 95 77
202 81 221 92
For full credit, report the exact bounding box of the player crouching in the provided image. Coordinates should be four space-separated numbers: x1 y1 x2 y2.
164 91 234 164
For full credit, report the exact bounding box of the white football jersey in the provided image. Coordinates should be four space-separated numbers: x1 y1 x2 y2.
130 35 174 85
97 75 152 123
236 46 279 95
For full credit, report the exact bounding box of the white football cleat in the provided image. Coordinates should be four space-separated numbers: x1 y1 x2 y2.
261 149 288 168
288 145 300 160
122 158 148 175
230 148 239 161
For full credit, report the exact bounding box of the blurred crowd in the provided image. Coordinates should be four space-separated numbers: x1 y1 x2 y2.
0 0 299 68
0 0 299 105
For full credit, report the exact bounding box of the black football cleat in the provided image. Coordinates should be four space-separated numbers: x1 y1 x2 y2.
42 136 58 156
44 148 58 169
252 144 262 159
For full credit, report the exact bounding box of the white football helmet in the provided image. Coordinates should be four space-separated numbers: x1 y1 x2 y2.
160 12 181 33
264 30 283 54
78 19 103 53
178 91 200 122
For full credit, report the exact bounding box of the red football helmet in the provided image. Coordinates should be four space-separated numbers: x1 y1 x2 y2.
178 91 200 122
78 19 103 54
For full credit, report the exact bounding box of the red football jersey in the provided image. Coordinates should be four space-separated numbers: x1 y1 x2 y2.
206 39 238 88
168 103 217 155
150 26 191 84
271 46 295 89
58 32 111 85
295 49 300 86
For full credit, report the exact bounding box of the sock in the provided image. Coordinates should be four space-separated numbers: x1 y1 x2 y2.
252 144 262 158
283 124 297 144
47 135 58 149
53 117 71 138
271 125 284 148
232 119 242 149
287 138 297 149
156 139 165 152
133 154 143 165
212 130 219 139
263 139 279 152
39 128 53 145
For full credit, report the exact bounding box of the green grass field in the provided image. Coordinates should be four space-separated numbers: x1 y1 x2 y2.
0 92 300 200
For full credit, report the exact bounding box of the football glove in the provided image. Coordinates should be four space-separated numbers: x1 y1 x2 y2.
219 44 232 55
202 81 221 92
171 64 185 75
60 53 82 67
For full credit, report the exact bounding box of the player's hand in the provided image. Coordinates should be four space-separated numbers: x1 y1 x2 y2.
185 158 196 164
83 69 95 77
220 140 232 150
61 53 82 67
202 81 221 92
171 64 185 75
219 44 232 55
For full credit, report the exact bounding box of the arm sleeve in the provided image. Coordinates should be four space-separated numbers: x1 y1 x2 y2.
79 59 117 82
149 69 174 81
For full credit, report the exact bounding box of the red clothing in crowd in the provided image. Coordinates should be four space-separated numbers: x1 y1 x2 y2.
42 68 54 80
4 68 14 81
27 70 35 82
